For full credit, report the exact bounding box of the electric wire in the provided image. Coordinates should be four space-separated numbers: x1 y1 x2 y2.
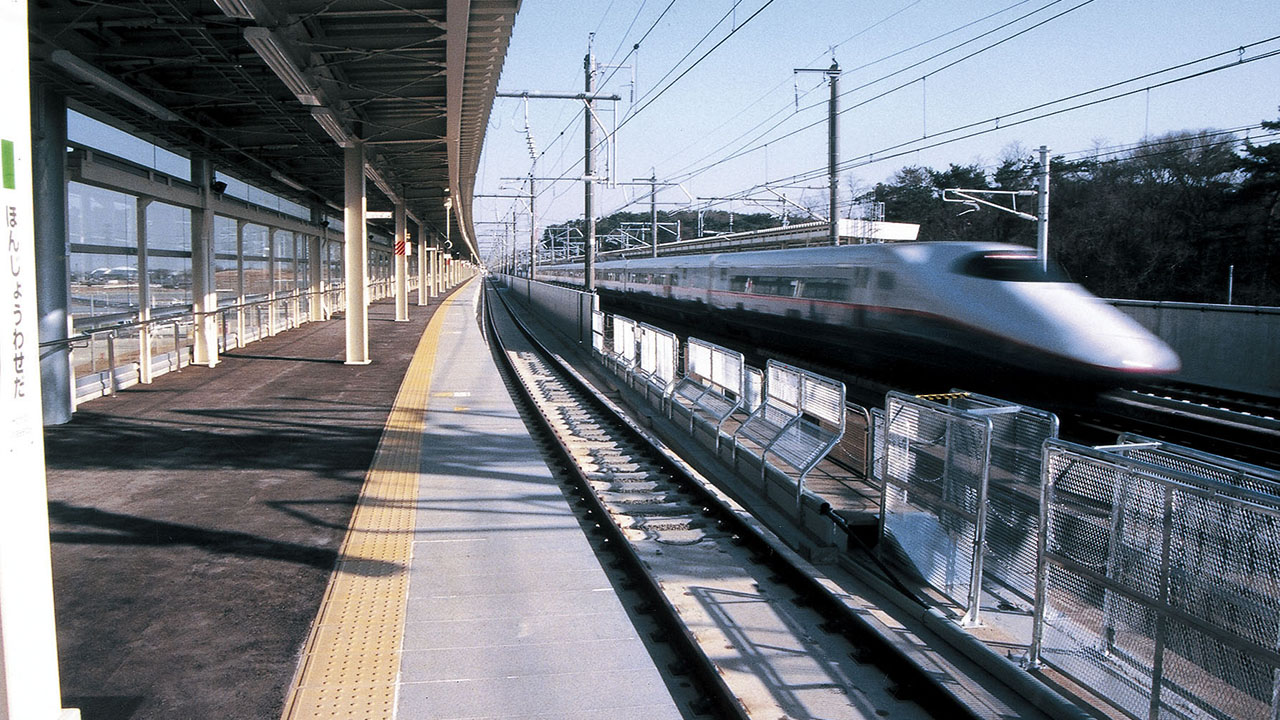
695 45 1280 211
654 0 1033 179
669 0 1096 186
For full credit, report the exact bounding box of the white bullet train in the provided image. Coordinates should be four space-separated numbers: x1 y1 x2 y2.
537 242 1181 381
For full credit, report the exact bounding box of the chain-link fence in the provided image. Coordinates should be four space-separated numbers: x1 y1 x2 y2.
949 391 1058 608
1032 439 1280 720
880 392 993 625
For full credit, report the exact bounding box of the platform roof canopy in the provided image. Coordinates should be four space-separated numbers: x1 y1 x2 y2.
29 0 520 261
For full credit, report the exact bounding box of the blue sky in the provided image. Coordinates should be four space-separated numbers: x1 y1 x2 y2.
475 0 1280 259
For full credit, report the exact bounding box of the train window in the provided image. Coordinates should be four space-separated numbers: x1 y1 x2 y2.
799 280 848 300
754 277 798 297
876 271 895 290
955 252 1070 282
850 267 871 288
729 276 750 292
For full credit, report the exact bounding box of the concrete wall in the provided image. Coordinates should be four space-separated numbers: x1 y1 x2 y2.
498 275 597 346
1109 300 1280 397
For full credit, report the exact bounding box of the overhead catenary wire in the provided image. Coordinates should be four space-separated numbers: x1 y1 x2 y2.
656 0 1042 180
694 45 1280 211
668 0 1098 186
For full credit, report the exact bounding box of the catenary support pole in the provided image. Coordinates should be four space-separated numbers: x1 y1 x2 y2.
583 50 596 291
344 141 370 364
1037 145 1050 272
650 171 658 258
828 61 841 247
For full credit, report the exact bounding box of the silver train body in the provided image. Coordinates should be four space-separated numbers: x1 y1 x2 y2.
537 242 1181 380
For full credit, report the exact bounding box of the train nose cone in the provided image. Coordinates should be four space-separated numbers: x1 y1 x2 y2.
1097 333 1181 375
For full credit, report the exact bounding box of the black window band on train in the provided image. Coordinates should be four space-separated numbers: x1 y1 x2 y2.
954 251 1071 282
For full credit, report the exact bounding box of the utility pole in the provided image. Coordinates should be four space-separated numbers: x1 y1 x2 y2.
584 49 597 291
529 172 537 279
828 60 840 246
796 59 842 246
494 36 620 289
1036 145 1050 272
649 170 658 258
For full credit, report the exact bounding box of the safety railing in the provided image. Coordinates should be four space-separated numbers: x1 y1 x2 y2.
828 403 875 482
1113 432 1280 497
1031 439 1280 720
732 359 846 504
51 285 344 405
880 391 993 626
668 337 744 451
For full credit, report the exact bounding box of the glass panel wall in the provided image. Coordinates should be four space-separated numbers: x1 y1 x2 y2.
68 181 139 377
144 202 193 367
214 216 240 349
273 229 295 330
242 224 270 341
296 236 311 322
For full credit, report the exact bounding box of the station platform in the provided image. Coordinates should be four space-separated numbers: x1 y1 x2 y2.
44 279 684 720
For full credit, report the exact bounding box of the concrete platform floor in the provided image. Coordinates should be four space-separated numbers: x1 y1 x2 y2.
43 295 446 720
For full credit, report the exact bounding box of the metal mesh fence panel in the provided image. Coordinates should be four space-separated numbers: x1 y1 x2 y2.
744 367 764 412
951 391 1058 606
591 310 605 356
1115 433 1280 498
1034 440 1280 720
803 373 845 426
611 315 637 370
767 361 801 410
687 337 712 379
871 407 885 485
711 346 743 395
638 323 678 389
881 392 992 623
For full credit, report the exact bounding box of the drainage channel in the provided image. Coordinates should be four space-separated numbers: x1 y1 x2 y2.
482 281 990 720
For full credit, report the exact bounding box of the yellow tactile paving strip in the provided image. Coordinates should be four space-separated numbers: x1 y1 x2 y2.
281 286 465 720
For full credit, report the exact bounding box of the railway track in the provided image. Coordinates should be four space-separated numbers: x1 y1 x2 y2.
481 281 1011 720
608 301 1279 470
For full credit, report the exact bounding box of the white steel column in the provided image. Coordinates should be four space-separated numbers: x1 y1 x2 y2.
235 220 245 345
428 247 437 298
266 226 277 337
136 199 153 382
394 203 408 321
191 160 219 367
416 218 428 306
309 233 324 321
344 141 370 364
0 3 79 715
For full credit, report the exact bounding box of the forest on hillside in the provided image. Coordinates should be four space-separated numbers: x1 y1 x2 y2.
542 117 1280 305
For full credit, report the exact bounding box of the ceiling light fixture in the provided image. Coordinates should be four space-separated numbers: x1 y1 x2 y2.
212 0 257 19
244 27 322 106
365 165 399 204
311 108 353 148
50 50 181 123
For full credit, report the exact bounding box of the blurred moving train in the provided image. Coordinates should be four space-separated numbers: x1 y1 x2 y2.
536 242 1181 382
